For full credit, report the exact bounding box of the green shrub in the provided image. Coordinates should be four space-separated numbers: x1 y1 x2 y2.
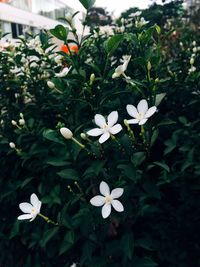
0 1 200 266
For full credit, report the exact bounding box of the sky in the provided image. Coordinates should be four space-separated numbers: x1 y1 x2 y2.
66 0 164 16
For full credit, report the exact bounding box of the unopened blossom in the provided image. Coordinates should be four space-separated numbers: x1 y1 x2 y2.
90 181 124 219
9 142 16 149
70 263 77 267
87 111 122 144
112 55 131 79
60 127 73 139
190 57 195 65
11 120 17 126
126 99 157 125
18 193 42 221
55 67 71 77
47 81 55 89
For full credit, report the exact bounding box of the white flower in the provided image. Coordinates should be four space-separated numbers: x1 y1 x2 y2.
112 55 131 79
129 11 142 17
47 81 55 89
193 47 197 53
192 41 196 46
9 142 16 149
188 66 196 74
54 55 63 64
18 193 42 221
19 119 25 126
135 17 149 27
70 263 77 267
87 111 122 144
60 127 73 139
55 67 71 77
90 181 124 219
126 99 157 125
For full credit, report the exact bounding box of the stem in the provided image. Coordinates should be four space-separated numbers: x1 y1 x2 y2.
71 137 85 149
38 213 59 226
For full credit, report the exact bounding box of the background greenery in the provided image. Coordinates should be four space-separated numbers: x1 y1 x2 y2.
0 0 200 266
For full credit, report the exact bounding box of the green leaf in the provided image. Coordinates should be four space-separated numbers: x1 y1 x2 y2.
133 257 158 267
153 161 170 172
79 0 95 9
40 227 59 248
121 233 134 260
50 25 68 41
43 129 63 144
57 169 79 180
104 34 124 54
155 93 166 106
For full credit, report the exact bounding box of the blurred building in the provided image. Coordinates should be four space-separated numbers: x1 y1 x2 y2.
0 0 84 39
184 0 200 12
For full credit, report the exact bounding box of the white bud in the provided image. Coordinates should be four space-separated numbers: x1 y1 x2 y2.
192 41 196 46
47 81 55 89
179 42 183 47
19 119 25 126
193 47 197 53
60 127 73 139
190 57 195 65
9 142 16 149
11 120 17 126
19 113 24 118
80 133 87 140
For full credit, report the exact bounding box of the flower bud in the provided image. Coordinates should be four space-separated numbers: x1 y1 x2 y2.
192 41 196 46
193 47 197 53
19 113 24 119
147 61 151 71
11 120 17 126
90 73 95 84
60 127 73 139
190 57 195 65
47 81 55 89
124 119 129 127
19 119 25 126
155 78 159 83
9 142 16 149
80 133 87 140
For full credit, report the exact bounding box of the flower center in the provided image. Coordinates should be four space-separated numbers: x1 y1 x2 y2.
105 195 113 204
31 208 36 213
138 112 144 120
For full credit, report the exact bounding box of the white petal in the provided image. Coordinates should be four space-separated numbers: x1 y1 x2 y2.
144 106 157 118
139 118 148 125
109 124 122 135
127 119 139 124
112 72 120 79
114 65 124 75
112 200 124 212
90 195 105 207
137 99 148 114
100 181 110 196
102 204 111 218
19 202 33 213
30 214 37 221
126 104 139 119
30 194 39 208
94 114 106 128
107 111 118 127
87 128 103 136
17 214 33 220
99 132 110 143
111 188 124 199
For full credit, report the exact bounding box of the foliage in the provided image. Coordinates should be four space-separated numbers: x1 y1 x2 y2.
0 1 200 267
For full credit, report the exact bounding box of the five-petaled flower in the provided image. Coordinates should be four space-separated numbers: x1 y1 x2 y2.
90 181 124 219
112 55 131 79
87 111 122 143
17 193 42 221
126 99 157 125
